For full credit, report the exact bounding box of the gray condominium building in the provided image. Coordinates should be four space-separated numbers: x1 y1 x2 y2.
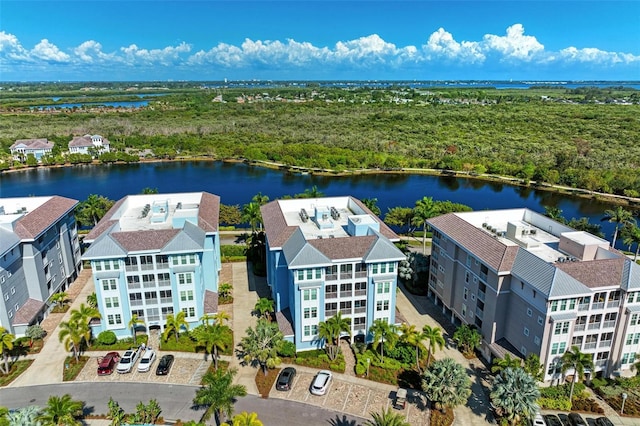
0 196 82 336
427 208 640 381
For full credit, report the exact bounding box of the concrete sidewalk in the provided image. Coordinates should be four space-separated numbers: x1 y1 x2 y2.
9 268 96 387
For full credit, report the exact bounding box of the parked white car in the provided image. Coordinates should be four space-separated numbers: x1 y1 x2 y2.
116 348 141 374
137 349 156 372
310 370 332 396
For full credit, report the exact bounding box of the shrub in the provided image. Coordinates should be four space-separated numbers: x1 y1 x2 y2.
537 397 571 411
277 341 296 358
96 330 117 345
386 342 415 366
352 341 367 355
221 245 247 257
572 396 604 414
590 377 608 389
355 361 367 376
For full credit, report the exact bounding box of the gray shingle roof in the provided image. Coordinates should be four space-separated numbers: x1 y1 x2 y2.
12 298 45 326
198 192 220 233
203 290 218 315
261 201 295 249
428 213 518 272
111 229 180 252
555 257 626 289
10 138 54 150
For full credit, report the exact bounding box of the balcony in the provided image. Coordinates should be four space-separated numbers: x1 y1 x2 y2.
595 360 607 368
140 264 154 271
354 307 366 314
339 308 351 315
127 282 141 290
354 323 366 331
602 320 616 329
156 262 169 270
340 291 352 298
587 323 601 330
477 290 485 302
326 309 337 317
355 289 367 297
479 272 487 281
145 298 158 305
592 302 605 310
475 307 484 320
599 340 612 348
607 300 620 309
355 271 367 278
325 292 338 299
130 300 143 307
160 297 172 304
574 324 586 332
583 342 597 350
326 274 338 281
578 303 590 311
340 272 352 279
143 281 156 289
125 265 138 272
158 279 171 287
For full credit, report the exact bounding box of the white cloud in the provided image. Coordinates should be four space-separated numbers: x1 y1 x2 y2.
424 28 484 63
559 46 640 64
482 24 544 61
120 42 191 66
0 31 30 61
73 40 113 63
32 39 70 62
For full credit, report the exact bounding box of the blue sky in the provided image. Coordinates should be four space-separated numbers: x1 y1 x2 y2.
1 1 639 81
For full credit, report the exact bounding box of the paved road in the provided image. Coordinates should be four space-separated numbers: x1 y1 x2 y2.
0 383 367 426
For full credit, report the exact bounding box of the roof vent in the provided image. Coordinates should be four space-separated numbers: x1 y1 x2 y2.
299 208 309 223
558 257 566 263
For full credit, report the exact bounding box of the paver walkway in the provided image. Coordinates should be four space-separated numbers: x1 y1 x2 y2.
339 338 357 377
10 267 96 387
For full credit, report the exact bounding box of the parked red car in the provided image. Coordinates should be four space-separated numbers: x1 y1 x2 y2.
97 352 121 375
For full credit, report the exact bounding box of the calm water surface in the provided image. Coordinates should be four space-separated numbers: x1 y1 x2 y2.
0 161 622 241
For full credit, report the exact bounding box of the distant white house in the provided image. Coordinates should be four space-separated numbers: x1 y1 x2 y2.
68 134 110 155
10 139 55 162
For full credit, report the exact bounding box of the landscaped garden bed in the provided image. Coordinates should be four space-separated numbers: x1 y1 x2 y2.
0 359 33 387
63 356 89 381
255 367 279 398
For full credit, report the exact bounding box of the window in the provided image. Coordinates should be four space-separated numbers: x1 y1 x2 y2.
180 290 194 301
159 290 172 299
376 282 391 294
325 284 338 298
534 336 541 346
551 300 559 312
107 314 122 326
325 302 337 316
303 288 318 301
388 263 395 273
3 294 7 301
524 327 530 336
177 273 193 285
102 279 117 291
304 325 318 337
521 346 527 356
95 262 102 271
465 272 470 283
131 309 144 318
182 307 196 318
631 313 639 326
129 293 142 303
560 299 567 311
10 287 15 295
466 254 472 267
340 301 352 313
622 352 636 364
463 288 468 300
551 342 567 355
376 300 390 311
105 297 119 308
161 306 174 315
554 321 569 335
372 264 378 274
461 304 467 317
304 307 318 319
527 308 532 317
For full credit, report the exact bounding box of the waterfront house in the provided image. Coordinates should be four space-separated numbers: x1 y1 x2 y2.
0 196 81 336
10 138 55 162
261 196 406 352
82 192 221 338
427 208 640 381
68 134 111 156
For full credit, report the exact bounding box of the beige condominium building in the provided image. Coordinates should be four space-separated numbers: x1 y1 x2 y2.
427 208 640 382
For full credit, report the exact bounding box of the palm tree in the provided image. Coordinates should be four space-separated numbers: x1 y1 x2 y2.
128 313 145 345
58 320 84 362
362 198 381 216
452 324 481 357
7 405 42 426
620 223 640 261
213 311 231 325
631 353 640 376
193 368 247 426
50 292 69 311
543 206 565 223
163 311 189 343
298 185 324 199
491 353 522 374
422 324 445 367
561 346 594 405
522 353 544 382
369 319 398 362
194 323 232 369
412 196 439 254
253 297 274 319
490 368 540 426
601 206 635 248
399 323 425 371
237 319 284 375
251 192 269 206
38 394 84 426
224 411 264 426
317 312 351 361
364 407 410 426
0 327 15 375
421 357 472 412
241 202 263 233
77 194 114 227
86 292 97 308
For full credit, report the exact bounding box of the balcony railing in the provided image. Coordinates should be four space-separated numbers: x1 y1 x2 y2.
325 292 338 299
574 324 586 332
143 281 156 288
340 272 352 279
126 265 138 272
475 307 484 320
595 360 607 368
607 300 620 308
592 302 605 310
578 303 590 311
355 271 367 278
339 308 351 315
354 323 366 331
147 315 160 322
156 262 169 270
479 272 487 281
583 342 597 350
160 297 172 304
326 310 337 317
326 274 338 281
130 300 143 306
477 290 485 302
599 340 612 348
340 291 352 298
141 264 154 271
355 289 367 296
587 323 601 330
602 320 616 329
145 298 158 305
354 307 366 314
158 279 171 287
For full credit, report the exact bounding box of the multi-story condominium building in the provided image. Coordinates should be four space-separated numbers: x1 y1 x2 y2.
427 208 640 381
10 138 55 162
82 192 221 338
261 196 406 351
68 134 111 155
0 196 81 336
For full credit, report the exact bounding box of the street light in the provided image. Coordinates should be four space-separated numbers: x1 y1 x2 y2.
366 358 370 377
621 392 628 415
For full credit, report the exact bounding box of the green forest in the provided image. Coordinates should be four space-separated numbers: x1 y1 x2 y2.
1 83 639 197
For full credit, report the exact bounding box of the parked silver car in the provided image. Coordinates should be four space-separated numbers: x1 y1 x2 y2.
310 370 332 396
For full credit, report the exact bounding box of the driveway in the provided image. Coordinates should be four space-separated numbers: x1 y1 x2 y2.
270 366 429 426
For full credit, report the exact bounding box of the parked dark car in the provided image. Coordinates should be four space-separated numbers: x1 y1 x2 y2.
155 354 174 375
97 352 120 375
594 417 614 426
276 367 296 391
568 413 587 426
557 413 571 426
544 414 563 426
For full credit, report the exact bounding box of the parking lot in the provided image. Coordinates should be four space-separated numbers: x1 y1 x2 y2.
75 352 209 385
269 370 429 426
